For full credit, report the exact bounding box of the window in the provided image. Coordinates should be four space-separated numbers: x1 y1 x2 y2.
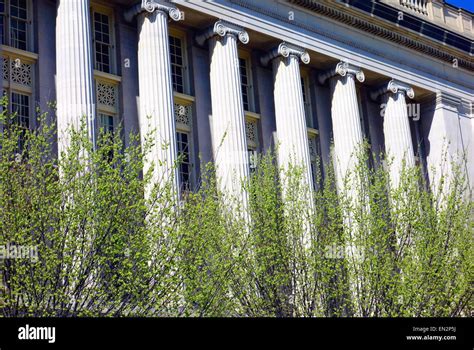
95 77 119 138
11 91 29 128
238 53 255 112
1 0 30 51
301 75 313 128
245 117 259 172
170 29 193 192
248 148 258 173
169 34 185 93
92 6 120 144
1 2 35 150
92 10 113 74
10 92 29 150
1 1 5 44
301 77 307 102
99 113 114 134
356 88 369 139
95 79 118 138
2 50 34 148
175 98 194 194
239 57 251 111
176 131 192 192
308 133 319 189
9 0 27 50
98 113 115 161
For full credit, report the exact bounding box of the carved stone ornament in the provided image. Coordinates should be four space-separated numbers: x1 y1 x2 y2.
196 20 249 46
125 0 183 22
261 42 310 66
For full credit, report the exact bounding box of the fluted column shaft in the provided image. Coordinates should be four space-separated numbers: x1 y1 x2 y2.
322 62 365 189
262 43 315 250
137 9 178 191
374 79 416 187
199 21 250 207
56 0 95 153
272 54 313 192
321 62 367 315
125 1 183 195
383 92 416 186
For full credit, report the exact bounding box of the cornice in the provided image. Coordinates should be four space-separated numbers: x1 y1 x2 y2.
228 0 473 73
196 20 249 46
318 61 365 84
288 0 473 71
260 42 310 66
124 0 183 22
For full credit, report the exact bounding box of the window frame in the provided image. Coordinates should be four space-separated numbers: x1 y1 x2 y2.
94 71 121 138
10 90 29 127
356 86 369 139
307 128 320 190
91 3 116 75
238 49 255 113
176 129 193 193
245 114 259 151
90 5 121 145
300 68 313 128
174 93 195 193
98 112 115 135
169 27 189 95
2 46 36 132
170 27 194 193
245 112 260 172
0 1 4 46
1 0 32 52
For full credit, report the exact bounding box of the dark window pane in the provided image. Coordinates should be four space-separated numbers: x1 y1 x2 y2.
169 35 185 93
94 11 112 73
11 92 29 129
239 58 251 111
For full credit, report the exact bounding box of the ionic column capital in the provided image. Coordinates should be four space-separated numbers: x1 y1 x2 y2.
371 79 415 101
125 0 183 23
196 20 249 46
261 42 310 66
318 61 365 84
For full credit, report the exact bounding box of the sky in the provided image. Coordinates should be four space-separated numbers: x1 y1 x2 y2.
445 0 474 12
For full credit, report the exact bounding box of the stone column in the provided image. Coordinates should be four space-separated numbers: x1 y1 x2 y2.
56 0 96 153
319 62 366 190
372 79 416 187
320 62 367 315
196 20 250 208
125 0 183 194
261 42 314 194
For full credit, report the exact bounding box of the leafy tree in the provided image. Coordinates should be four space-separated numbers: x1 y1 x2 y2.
0 100 472 317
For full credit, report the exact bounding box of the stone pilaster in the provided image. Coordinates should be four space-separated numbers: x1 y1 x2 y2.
56 0 96 153
420 92 472 195
196 20 250 208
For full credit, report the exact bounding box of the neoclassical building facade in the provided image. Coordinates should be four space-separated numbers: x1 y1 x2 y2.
1 0 473 196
